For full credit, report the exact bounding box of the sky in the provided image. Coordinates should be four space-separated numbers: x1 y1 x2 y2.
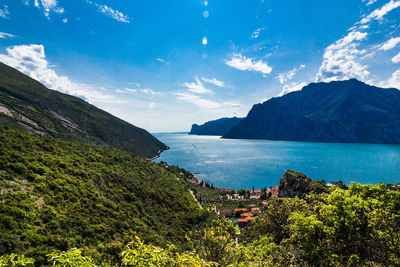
0 0 400 132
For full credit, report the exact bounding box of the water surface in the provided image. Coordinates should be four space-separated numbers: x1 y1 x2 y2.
154 133 400 189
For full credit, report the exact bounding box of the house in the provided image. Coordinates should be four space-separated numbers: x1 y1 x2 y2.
261 200 268 207
251 207 261 215
245 216 255 221
240 212 253 218
219 209 233 217
249 195 261 199
220 188 233 193
270 186 279 196
234 208 247 213
237 216 256 228
248 204 257 209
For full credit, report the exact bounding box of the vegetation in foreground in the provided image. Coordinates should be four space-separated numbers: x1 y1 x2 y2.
1 127 400 266
0 127 208 265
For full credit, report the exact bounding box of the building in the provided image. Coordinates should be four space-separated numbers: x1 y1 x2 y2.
219 209 233 217
240 212 253 218
251 207 261 215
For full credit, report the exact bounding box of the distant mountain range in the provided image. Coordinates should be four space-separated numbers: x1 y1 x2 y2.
0 62 167 158
195 79 400 144
189 117 244 136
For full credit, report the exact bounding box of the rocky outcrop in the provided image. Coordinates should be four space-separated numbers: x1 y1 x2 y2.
189 117 243 136
278 170 328 198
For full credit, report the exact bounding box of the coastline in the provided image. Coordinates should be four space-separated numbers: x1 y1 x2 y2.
146 146 170 161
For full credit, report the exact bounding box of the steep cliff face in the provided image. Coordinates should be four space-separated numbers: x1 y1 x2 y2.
278 170 328 198
223 79 400 144
189 117 243 136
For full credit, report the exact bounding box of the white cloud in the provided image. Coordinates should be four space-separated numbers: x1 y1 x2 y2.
225 53 272 76
32 0 65 18
175 92 241 110
41 0 57 9
315 0 400 83
251 28 264 39
141 88 160 95
0 32 15 39
278 82 307 96
392 52 400 63
380 69 400 88
0 5 9 19
183 77 213 94
360 0 400 24
277 64 305 84
175 92 221 109
0 44 114 104
62 18 68 23
116 88 137 94
116 87 160 96
379 37 400 50
201 77 225 87
315 31 369 82
85 0 130 23
363 0 379 6
156 57 167 63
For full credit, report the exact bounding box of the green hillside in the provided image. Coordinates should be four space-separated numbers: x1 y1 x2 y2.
0 127 207 265
0 62 167 159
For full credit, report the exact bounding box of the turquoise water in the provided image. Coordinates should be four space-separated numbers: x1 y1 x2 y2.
154 133 400 190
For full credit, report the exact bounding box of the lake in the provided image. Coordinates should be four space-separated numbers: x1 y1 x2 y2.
153 133 400 190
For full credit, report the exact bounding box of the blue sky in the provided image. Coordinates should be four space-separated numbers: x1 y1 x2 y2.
0 0 400 132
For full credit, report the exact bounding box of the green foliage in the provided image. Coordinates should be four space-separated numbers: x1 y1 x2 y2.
0 127 207 265
191 217 245 266
0 254 35 267
2 126 400 266
47 249 95 267
120 236 214 267
248 183 400 266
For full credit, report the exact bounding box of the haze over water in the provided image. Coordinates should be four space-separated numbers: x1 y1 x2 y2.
154 133 400 190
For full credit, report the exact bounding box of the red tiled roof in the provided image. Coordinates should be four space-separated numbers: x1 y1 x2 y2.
251 208 260 211
240 212 253 217
234 208 247 212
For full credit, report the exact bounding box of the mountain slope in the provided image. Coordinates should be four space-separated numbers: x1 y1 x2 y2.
0 127 207 265
224 79 400 143
189 117 243 136
0 62 167 158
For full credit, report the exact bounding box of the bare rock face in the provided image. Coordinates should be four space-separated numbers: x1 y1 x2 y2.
278 170 328 198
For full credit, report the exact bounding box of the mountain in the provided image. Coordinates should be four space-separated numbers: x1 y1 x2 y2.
0 62 167 158
189 117 244 136
0 127 207 265
224 79 400 143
